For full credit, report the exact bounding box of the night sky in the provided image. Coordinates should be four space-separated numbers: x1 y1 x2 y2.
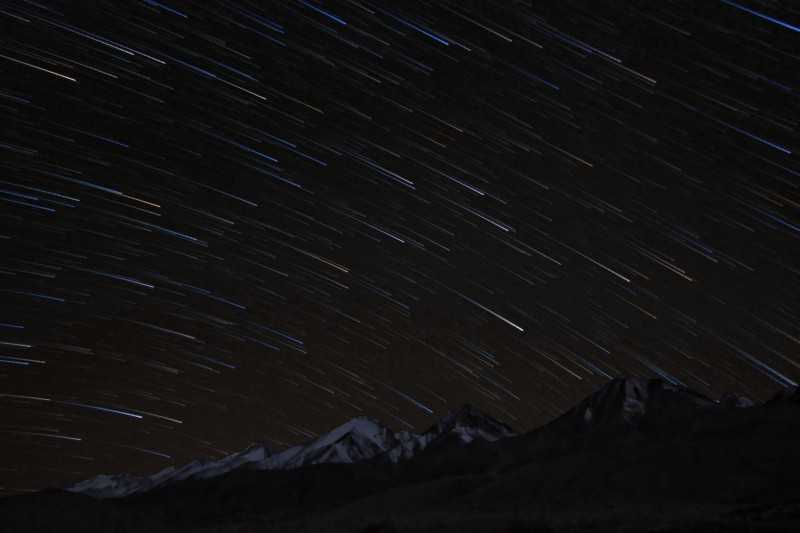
2 0 800 495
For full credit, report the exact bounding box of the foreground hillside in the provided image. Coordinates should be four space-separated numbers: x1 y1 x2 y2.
2 378 800 532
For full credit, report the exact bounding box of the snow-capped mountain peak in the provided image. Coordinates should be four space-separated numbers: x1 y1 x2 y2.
307 416 389 451
254 416 397 469
556 377 717 431
433 403 517 444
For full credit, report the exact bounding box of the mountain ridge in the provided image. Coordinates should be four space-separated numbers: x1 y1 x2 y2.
66 377 794 500
4 377 800 532
67 403 516 499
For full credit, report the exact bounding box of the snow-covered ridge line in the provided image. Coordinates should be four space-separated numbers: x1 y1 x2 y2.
68 405 515 499
69 377 793 500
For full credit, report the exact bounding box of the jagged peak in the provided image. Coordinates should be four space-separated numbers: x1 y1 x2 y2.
559 377 717 429
438 402 498 422
310 416 389 447
432 403 516 443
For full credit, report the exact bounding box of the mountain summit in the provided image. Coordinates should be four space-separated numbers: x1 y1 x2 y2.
431 403 517 444
545 377 723 434
255 416 398 470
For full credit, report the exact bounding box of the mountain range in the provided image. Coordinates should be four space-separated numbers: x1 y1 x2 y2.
3 377 800 532
68 402 516 499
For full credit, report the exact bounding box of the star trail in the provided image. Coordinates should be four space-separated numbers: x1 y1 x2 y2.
1 0 799 494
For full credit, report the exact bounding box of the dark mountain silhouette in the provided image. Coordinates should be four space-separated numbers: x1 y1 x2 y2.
2 377 800 532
